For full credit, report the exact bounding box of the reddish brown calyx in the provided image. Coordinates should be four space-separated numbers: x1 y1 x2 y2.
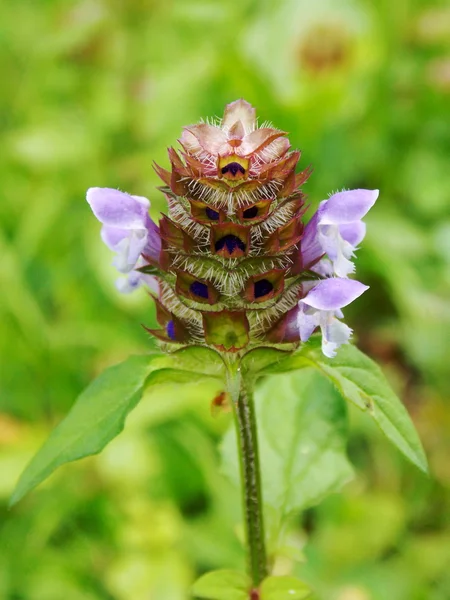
289 244 325 276
144 299 191 343
175 270 221 305
237 199 272 223
154 147 194 195
244 269 285 303
266 305 302 343
181 151 216 178
188 199 225 224
153 159 188 197
159 215 195 253
210 223 250 258
203 310 249 351
258 150 300 179
279 164 313 198
264 216 303 253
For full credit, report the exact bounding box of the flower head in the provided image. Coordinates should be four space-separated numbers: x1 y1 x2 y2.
87 100 377 357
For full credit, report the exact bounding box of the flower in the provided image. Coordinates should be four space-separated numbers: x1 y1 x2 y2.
297 278 369 357
301 189 378 277
87 101 376 358
115 258 159 295
87 187 161 292
180 99 290 164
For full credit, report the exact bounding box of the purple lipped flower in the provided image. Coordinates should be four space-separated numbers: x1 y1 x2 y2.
301 189 379 277
87 187 161 292
297 278 369 358
115 257 159 295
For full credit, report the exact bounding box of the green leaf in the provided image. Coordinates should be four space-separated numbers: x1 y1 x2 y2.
260 576 312 599
261 336 321 375
268 341 428 474
10 354 158 506
151 345 226 378
241 347 293 377
144 368 222 387
222 370 353 530
10 347 228 506
192 569 251 600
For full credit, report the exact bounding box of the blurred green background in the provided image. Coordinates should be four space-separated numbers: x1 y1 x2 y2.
1 0 449 598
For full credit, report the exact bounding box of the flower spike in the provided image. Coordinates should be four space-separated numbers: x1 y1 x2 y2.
87 100 377 357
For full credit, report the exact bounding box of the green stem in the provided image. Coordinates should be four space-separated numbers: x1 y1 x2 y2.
226 362 268 586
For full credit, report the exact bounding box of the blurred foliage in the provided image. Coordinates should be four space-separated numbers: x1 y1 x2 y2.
0 0 449 598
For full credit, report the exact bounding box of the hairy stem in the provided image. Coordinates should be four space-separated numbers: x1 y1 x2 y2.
226 362 268 586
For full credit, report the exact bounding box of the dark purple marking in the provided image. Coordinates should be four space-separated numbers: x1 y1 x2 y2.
166 321 176 340
215 234 246 255
190 281 209 299
221 162 246 177
254 279 273 298
205 207 219 220
243 205 258 219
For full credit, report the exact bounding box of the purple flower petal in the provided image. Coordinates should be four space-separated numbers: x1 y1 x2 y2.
115 271 142 293
339 221 366 247
88 186 162 275
143 219 162 262
127 229 149 266
115 270 159 295
321 318 353 358
300 190 377 277
311 258 334 277
87 188 149 229
301 278 369 311
318 189 379 225
300 212 323 268
282 306 301 340
101 225 129 251
297 306 318 341
317 225 347 261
